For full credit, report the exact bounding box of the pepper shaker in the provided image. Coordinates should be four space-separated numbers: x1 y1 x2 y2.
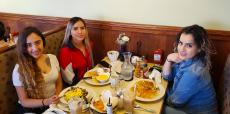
106 97 113 114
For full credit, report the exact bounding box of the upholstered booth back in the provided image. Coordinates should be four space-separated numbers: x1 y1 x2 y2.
0 28 65 114
222 54 230 114
0 48 17 114
44 29 65 56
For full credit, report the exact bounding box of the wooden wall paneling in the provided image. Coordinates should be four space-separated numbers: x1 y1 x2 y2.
0 12 67 32
163 34 177 59
88 28 104 64
210 39 230 85
0 17 19 32
102 30 127 53
209 38 230 112
129 33 159 60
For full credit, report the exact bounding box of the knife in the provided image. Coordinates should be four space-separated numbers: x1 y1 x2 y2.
83 77 92 80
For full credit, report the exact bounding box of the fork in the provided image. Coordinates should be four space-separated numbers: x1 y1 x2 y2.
134 104 156 113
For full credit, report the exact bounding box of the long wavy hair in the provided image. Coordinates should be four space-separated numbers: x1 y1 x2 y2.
174 24 215 70
62 17 94 66
16 26 46 98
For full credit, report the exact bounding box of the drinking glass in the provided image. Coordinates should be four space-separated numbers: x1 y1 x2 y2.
123 89 135 114
110 72 120 90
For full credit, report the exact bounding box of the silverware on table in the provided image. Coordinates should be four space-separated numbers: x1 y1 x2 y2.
83 77 92 80
134 104 156 113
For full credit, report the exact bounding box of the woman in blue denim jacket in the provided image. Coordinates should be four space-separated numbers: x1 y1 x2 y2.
162 25 218 114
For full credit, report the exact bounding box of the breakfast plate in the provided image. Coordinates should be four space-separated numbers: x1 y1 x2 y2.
128 79 165 102
90 91 118 113
83 68 111 86
58 86 95 104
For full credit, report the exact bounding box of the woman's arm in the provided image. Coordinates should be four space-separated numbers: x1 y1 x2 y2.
55 72 63 95
162 53 181 79
162 57 173 77
166 72 201 107
15 86 58 108
59 48 75 85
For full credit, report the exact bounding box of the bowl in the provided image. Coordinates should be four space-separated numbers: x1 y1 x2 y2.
107 50 119 62
96 75 110 83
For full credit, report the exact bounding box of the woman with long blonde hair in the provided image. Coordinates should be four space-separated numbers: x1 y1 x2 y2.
12 27 63 114
59 17 94 86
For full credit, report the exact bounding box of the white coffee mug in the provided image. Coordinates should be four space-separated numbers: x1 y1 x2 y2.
107 50 119 62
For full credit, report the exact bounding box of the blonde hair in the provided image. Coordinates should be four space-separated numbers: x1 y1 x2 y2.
62 17 94 66
16 27 45 98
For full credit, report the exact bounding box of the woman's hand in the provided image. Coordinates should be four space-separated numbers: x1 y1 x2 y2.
44 95 59 106
167 53 182 63
162 53 182 79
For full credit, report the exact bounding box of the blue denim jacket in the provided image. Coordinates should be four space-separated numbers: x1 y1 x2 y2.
163 58 218 114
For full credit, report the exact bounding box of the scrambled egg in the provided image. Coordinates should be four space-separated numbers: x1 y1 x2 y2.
96 75 109 82
64 87 88 101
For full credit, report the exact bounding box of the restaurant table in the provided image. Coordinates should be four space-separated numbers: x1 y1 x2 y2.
0 40 9 52
51 59 168 114
77 76 168 114
76 58 168 114
0 40 15 53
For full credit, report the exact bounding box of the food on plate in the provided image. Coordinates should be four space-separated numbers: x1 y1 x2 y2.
86 70 98 77
131 80 160 99
91 91 119 113
93 98 105 112
64 87 88 102
96 75 110 83
84 68 110 84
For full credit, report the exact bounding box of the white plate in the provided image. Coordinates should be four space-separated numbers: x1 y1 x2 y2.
84 68 111 86
57 103 69 112
49 103 69 112
44 106 67 114
127 79 165 102
58 86 95 104
90 97 106 114
90 96 118 114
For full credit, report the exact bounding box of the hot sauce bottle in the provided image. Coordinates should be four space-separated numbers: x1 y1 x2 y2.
153 49 163 65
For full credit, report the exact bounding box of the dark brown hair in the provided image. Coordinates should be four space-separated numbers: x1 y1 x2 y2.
174 24 215 69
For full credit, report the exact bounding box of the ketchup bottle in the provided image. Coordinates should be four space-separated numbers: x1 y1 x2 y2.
153 49 163 65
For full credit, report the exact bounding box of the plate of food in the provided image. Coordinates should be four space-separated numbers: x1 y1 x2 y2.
90 90 118 113
58 86 95 104
128 79 165 102
83 67 111 86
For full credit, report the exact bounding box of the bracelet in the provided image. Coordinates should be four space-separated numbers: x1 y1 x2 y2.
42 99 45 106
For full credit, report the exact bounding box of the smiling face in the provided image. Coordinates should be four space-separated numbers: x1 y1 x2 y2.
26 33 44 59
71 20 87 44
177 33 200 61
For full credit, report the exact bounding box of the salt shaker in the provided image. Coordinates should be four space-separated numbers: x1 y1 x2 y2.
106 97 113 114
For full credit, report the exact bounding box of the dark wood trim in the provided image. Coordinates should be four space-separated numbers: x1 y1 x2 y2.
1 12 230 38
0 12 67 23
